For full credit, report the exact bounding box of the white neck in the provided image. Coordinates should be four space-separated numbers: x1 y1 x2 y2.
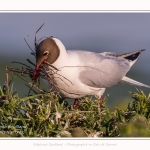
52 38 68 68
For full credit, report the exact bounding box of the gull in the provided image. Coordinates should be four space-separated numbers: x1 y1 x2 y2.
33 37 150 104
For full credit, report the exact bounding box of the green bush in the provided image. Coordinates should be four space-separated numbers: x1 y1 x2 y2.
0 83 150 137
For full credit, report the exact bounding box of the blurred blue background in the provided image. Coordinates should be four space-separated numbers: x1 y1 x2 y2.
0 13 150 107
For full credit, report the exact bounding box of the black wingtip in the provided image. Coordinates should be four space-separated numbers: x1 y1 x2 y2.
124 50 145 61
140 49 146 52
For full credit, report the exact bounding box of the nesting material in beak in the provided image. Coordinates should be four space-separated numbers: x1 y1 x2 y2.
33 58 48 81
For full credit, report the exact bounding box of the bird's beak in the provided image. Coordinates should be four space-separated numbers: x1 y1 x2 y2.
33 58 46 81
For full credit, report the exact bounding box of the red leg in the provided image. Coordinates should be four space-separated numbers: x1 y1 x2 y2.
73 99 79 109
99 96 103 102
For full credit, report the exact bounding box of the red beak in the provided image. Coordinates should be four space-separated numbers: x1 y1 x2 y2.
33 58 47 81
33 66 39 81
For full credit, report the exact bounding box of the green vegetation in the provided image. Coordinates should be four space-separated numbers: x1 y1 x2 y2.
0 81 150 137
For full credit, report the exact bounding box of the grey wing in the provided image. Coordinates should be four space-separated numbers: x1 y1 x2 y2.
77 52 131 88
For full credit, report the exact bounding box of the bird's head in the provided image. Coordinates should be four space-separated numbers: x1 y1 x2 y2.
33 37 60 81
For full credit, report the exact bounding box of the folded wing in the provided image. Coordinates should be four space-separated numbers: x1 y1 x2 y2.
77 50 145 88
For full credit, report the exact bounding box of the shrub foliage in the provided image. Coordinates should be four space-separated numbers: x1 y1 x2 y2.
0 83 150 137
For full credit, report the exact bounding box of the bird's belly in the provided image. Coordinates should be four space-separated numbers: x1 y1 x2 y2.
43 74 105 99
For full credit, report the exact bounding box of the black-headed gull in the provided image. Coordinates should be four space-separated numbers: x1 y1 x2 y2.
33 37 150 101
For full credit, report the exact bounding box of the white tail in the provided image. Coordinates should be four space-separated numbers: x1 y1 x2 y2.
121 76 150 88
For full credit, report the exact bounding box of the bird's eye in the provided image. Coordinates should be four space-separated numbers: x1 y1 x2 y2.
43 51 49 56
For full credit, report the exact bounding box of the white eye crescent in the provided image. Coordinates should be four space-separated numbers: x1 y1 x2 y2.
43 51 49 56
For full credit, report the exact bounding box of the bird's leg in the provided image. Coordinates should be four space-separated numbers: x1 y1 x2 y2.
73 99 79 109
99 96 103 102
98 96 102 116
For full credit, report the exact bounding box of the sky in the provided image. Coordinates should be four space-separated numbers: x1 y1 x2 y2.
1 13 150 106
